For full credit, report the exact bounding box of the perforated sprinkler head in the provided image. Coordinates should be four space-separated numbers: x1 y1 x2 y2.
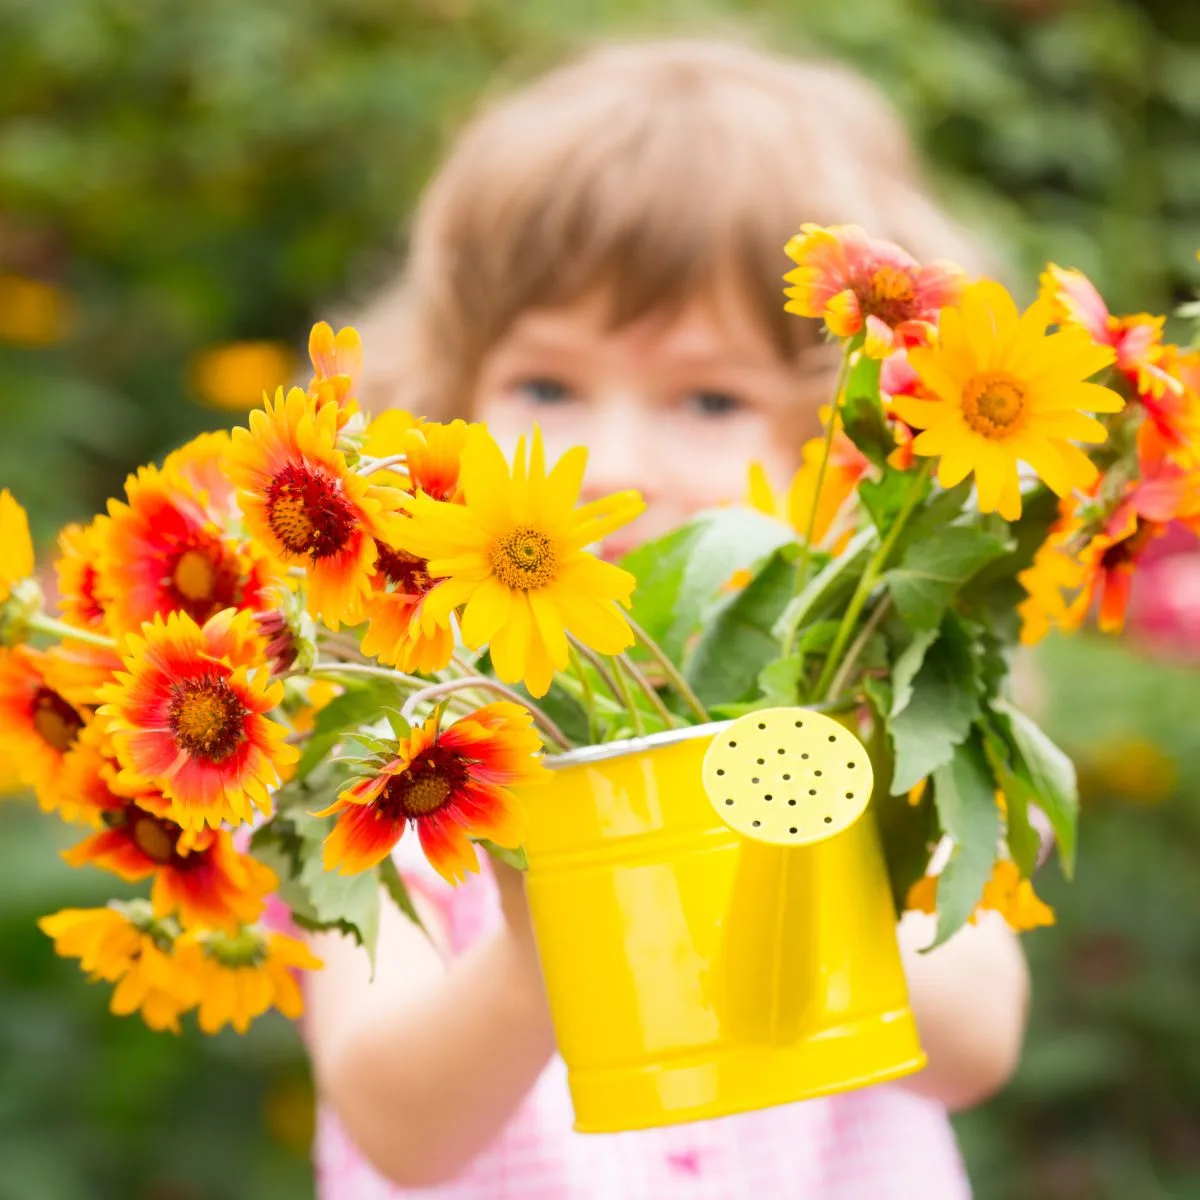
701 707 874 845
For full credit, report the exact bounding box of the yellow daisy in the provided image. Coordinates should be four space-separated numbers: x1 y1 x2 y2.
895 280 1123 519
0 489 34 605
393 427 644 698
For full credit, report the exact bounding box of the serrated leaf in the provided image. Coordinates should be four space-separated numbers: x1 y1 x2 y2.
892 480 973 558
295 680 401 780
774 527 873 647
859 469 930 537
758 654 803 705
685 547 799 706
840 358 890 467
929 736 1002 949
890 628 941 718
992 699 1078 877
886 527 1012 631
888 617 981 794
299 850 382 969
382 709 412 740
981 720 1041 877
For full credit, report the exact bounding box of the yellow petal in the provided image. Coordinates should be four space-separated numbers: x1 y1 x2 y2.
489 593 532 684
460 576 515 647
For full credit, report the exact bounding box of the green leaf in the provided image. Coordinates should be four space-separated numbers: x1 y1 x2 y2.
981 720 1041 877
475 839 529 871
876 784 938 915
378 855 426 931
888 617 981 794
891 480 973 559
859 469 930 538
774 527 873 647
839 357 889 467
890 628 941 718
624 508 792 661
886 526 1013 631
382 709 412 741
929 736 1002 949
758 654 803 706
294 680 400 780
685 547 799 706
992 699 1078 877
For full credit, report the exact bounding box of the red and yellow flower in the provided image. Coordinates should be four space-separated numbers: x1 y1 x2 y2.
394 426 644 698
0 645 90 812
54 516 111 632
319 702 546 883
99 608 297 830
174 927 322 1034
359 420 473 672
897 280 1123 519
98 465 274 637
0 488 34 607
784 224 965 356
227 388 405 628
39 904 200 1033
65 810 276 934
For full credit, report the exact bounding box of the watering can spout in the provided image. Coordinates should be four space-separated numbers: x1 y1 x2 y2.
702 708 876 1046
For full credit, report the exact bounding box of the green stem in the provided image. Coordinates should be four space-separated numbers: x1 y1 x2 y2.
625 614 710 724
26 613 116 649
813 460 932 701
566 635 623 701
824 593 893 704
567 643 600 744
609 653 647 737
616 653 678 730
308 661 428 689
398 675 572 750
794 341 854 593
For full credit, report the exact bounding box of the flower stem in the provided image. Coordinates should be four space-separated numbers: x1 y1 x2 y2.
568 643 600 744
616 653 679 730
356 454 410 478
624 614 710 724
25 613 116 649
794 341 854 593
399 676 572 751
813 459 932 701
609 654 647 737
308 661 428 689
824 593 893 704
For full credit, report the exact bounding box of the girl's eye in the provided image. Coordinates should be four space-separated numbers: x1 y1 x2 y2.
516 377 573 405
686 389 743 417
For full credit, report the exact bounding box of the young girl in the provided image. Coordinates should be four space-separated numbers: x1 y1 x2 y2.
305 38 1029 1198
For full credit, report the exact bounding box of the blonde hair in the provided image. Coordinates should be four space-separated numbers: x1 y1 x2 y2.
355 37 982 418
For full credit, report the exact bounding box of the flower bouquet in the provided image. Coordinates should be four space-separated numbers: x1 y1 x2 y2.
4 226 1197 1110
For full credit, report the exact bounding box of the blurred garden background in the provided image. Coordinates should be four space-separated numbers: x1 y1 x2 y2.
3 0 1200 1196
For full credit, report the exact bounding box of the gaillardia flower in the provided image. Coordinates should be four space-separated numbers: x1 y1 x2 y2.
65 799 277 933
0 645 90 812
55 516 111 632
39 903 199 1033
784 224 965 355
307 321 362 421
227 388 405 628
99 609 297 830
98 465 274 635
174 927 322 1034
394 427 644 697
0 488 34 606
319 702 546 883
897 280 1124 519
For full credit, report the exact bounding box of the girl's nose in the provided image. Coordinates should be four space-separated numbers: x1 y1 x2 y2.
578 403 658 504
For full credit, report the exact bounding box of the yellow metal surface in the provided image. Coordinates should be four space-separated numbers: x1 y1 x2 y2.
520 709 926 1134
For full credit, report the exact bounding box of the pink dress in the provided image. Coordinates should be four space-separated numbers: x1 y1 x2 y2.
312 839 972 1199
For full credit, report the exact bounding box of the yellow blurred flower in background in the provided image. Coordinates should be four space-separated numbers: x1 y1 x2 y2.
0 273 73 346
188 340 295 411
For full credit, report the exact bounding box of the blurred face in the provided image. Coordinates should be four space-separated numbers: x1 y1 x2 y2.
473 285 827 558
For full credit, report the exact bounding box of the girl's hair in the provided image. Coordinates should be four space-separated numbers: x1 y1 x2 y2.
354 37 983 418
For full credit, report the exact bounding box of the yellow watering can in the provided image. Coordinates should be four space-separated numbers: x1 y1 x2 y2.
521 706 925 1133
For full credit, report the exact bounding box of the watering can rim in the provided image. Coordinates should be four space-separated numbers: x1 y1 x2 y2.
544 718 733 771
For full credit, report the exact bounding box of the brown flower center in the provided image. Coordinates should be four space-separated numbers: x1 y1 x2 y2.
130 811 182 866
863 265 918 326
379 745 469 821
265 462 357 560
32 688 85 753
1101 520 1160 571
375 543 434 595
962 372 1026 438
491 527 556 591
168 676 247 761
165 533 243 624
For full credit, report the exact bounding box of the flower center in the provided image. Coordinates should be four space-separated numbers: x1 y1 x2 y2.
962 372 1027 438
130 812 181 865
205 928 268 968
32 687 85 753
165 533 243 624
491 527 556 591
265 462 357 560
864 265 917 326
375 543 434 595
1101 520 1160 571
168 676 247 761
380 746 469 820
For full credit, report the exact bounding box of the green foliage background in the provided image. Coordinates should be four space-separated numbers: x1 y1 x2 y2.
2 0 1199 1196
